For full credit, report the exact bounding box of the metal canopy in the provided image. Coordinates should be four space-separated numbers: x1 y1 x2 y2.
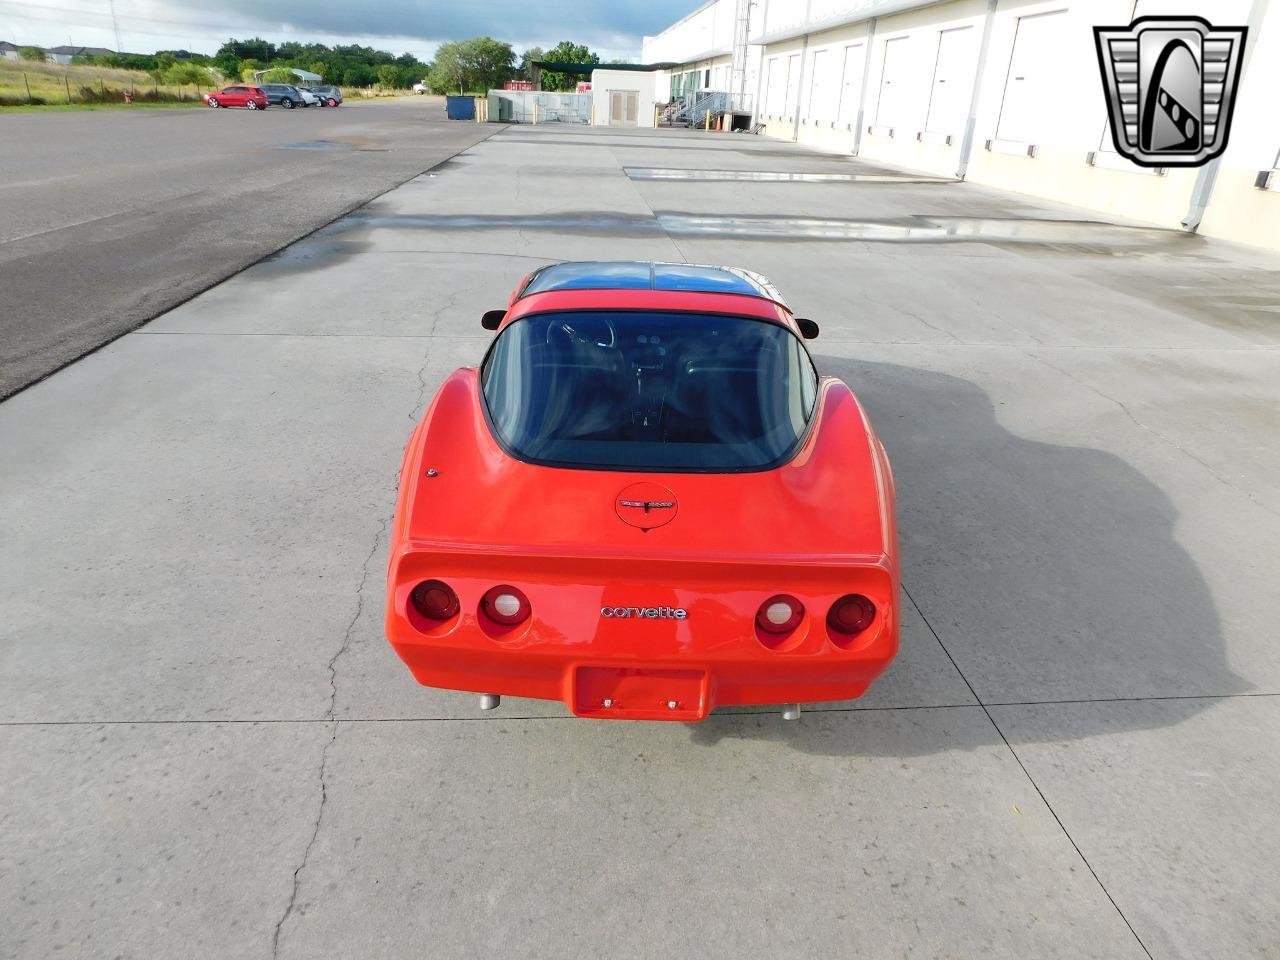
531 61 680 76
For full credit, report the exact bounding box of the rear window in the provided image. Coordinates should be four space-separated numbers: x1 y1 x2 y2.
481 311 818 471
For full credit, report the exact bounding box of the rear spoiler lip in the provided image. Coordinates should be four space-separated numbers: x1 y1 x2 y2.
393 539 892 569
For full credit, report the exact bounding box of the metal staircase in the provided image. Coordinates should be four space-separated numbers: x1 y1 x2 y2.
666 91 729 127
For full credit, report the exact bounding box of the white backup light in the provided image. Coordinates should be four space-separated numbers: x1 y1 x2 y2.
765 601 794 625
493 593 522 618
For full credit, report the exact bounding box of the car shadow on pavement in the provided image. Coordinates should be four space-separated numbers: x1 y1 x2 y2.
690 356 1246 757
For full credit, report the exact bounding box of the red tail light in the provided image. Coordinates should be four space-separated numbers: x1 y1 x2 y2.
755 594 804 635
827 594 876 640
481 585 530 626
410 580 459 621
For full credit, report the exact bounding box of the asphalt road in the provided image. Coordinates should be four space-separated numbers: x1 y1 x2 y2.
4 124 1280 958
0 97 491 398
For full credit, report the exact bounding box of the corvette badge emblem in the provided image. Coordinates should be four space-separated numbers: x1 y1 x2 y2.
601 606 688 620
618 499 674 511
614 481 679 530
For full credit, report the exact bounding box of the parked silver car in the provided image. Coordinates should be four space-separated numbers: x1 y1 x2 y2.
309 85 343 107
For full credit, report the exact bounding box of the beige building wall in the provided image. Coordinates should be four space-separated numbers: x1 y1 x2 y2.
1198 0 1280 250
653 0 1279 253
591 70 660 128
643 0 760 106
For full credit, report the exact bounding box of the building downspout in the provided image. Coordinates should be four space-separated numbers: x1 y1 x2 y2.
750 0 770 128
791 33 810 142
852 17 877 156
787 0 814 143
1182 0 1268 231
956 0 999 180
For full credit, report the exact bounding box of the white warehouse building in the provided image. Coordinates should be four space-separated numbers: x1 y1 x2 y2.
642 0 1280 252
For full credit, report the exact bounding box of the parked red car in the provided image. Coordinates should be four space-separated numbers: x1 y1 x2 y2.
204 85 268 110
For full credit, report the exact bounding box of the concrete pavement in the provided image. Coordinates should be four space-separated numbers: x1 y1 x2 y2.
2 124 1279 959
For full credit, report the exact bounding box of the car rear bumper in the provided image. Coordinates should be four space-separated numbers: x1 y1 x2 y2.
388 641 896 721
385 574 898 721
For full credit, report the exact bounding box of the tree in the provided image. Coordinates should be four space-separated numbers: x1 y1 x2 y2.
258 66 297 84
18 46 44 61
342 64 375 87
429 37 514 93
465 37 514 91
538 40 599 91
376 64 400 89
518 46 544 82
429 41 468 93
198 37 426 91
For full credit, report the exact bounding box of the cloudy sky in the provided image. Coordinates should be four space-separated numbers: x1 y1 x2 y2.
0 0 697 60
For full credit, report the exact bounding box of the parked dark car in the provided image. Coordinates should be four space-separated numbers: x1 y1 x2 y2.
260 83 307 108
309 85 343 107
204 86 268 110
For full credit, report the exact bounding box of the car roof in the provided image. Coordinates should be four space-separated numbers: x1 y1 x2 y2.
519 261 788 307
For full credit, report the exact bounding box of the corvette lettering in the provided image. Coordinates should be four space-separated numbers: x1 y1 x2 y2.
601 606 688 620
617 499 675 511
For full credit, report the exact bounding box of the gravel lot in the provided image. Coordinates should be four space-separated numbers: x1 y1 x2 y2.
0 96 491 398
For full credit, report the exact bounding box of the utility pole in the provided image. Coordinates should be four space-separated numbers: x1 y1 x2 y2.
108 0 124 54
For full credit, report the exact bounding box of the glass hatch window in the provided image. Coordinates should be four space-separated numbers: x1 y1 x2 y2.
481 311 818 471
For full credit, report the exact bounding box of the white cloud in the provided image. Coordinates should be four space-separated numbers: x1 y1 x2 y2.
0 0 692 59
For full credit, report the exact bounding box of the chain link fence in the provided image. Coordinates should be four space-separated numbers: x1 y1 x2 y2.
487 90 591 124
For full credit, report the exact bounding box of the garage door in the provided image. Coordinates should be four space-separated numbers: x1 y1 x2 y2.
925 26 974 136
785 53 802 118
763 57 781 114
874 36 910 127
837 43 866 126
803 49 835 122
995 10 1067 144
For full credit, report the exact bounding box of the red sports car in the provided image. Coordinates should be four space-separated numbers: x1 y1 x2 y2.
204 85 268 110
385 262 899 721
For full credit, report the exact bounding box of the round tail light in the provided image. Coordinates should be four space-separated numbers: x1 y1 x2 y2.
827 594 876 640
410 580 459 621
755 594 804 635
481 585 530 626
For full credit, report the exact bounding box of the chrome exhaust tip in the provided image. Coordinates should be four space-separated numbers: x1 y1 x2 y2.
782 703 801 721
479 694 501 711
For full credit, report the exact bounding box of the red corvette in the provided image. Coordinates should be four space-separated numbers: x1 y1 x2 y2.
385 262 898 721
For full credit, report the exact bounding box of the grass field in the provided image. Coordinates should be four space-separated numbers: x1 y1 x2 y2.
0 61 434 111
0 60 210 107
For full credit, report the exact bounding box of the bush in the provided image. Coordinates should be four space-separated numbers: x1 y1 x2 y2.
0 93 48 105
161 62 214 86
77 85 113 103
257 66 297 84
131 88 192 103
18 46 44 61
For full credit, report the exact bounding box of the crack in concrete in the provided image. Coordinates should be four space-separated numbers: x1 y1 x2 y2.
273 286 454 953
270 516 387 959
1027 349 1280 522
903 585 1156 960
408 289 463 424
611 144 690 265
